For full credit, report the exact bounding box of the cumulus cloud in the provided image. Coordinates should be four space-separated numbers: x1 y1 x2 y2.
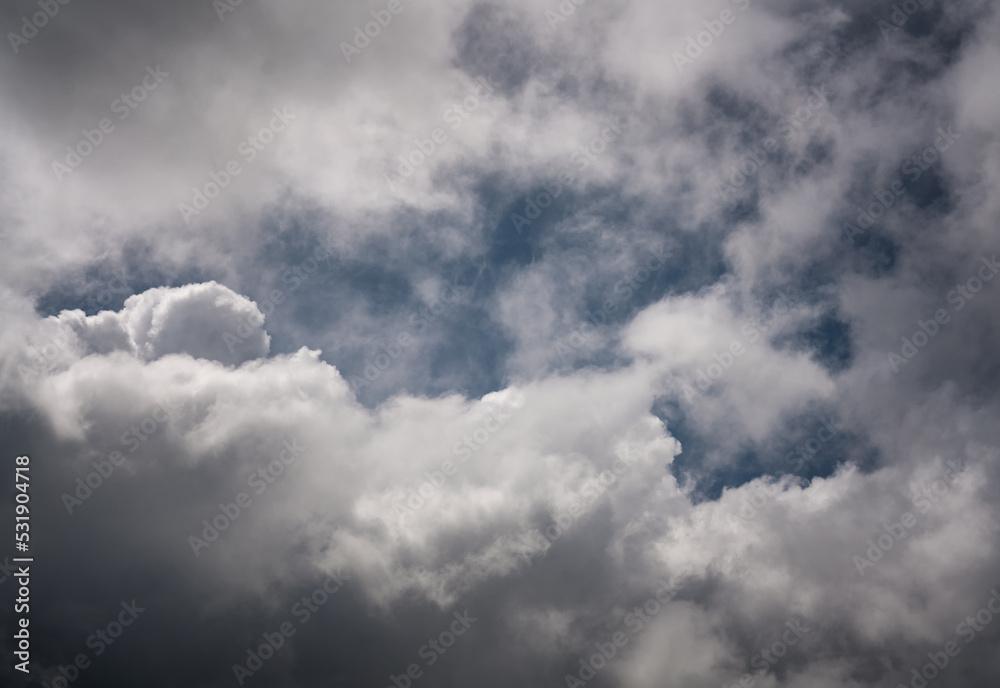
1 0 999 687
56 281 271 365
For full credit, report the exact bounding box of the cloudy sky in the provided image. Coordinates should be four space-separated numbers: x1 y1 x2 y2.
1 0 999 686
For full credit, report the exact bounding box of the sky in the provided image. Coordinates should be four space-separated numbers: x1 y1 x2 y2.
1 0 999 687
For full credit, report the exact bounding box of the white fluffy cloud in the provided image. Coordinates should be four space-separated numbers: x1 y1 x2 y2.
6 278 999 686
2 0 1000 686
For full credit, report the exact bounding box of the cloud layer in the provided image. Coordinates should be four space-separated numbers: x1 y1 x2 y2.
1 0 999 687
